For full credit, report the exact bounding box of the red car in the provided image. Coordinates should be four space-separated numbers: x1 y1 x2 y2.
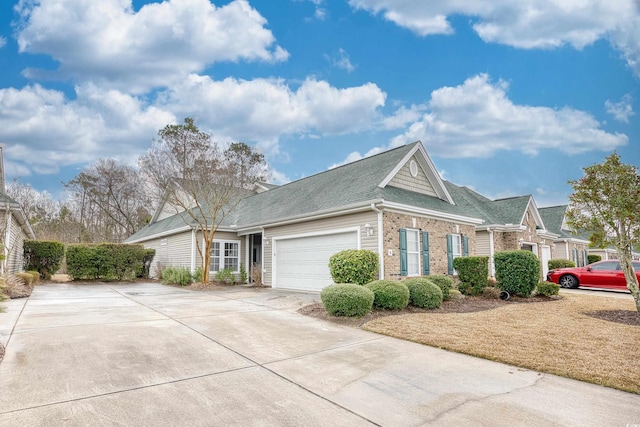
547 260 640 290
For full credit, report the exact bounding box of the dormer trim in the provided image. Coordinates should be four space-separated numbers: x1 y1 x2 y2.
378 141 455 205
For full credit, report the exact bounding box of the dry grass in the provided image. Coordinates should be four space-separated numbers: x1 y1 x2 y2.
363 294 640 394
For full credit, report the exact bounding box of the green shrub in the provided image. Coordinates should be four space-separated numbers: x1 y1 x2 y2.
453 256 489 295
320 284 375 317
587 254 601 265
536 281 560 297
329 249 379 285
23 240 65 279
27 271 41 285
364 280 409 310
548 259 576 270
192 267 203 283
66 243 149 281
449 289 462 299
216 268 236 284
138 249 156 278
161 267 193 286
404 278 443 309
428 275 454 300
495 251 541 297
240 263 248 284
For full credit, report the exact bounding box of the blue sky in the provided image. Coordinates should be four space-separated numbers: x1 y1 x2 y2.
0 0 638 207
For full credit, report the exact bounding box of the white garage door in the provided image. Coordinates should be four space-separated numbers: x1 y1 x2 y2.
274 231 358 292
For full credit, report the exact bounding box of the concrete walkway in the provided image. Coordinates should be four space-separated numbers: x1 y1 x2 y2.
1 283 638 426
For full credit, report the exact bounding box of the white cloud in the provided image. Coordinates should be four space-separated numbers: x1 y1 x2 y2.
349 0 640 75
0 75 387 177
156 74 386 145
326 48 355 72
390 74 628 157
0 84 173 176
14 0 288 93
0 36 6 48
605 95 635 123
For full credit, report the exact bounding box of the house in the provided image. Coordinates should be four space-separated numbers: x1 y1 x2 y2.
538 205 590 266
126 141 560 291
0 146 36 274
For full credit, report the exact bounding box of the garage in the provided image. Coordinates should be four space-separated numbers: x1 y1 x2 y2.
273 231 359 292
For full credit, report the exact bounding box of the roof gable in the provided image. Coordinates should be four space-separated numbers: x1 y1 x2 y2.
379 143 454 204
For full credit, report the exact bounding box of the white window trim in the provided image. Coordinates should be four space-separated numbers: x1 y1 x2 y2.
208 238 242 273
406 228 421 277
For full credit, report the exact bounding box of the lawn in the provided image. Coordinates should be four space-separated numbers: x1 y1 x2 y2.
360 293 640 394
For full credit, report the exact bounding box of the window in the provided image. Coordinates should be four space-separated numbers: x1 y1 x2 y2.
447 233 468 275
400 229 428 276
590 261 619 271
451 234 462 259
406 229 420 276
210 240 240 272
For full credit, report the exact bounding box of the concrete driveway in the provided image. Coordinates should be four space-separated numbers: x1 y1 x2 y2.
1 283 638 426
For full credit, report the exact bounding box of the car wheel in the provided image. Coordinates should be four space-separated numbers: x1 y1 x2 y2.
559 275 578 289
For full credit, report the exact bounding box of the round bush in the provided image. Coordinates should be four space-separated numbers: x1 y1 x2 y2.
329 249 379 285
320 284 374 317
364 280 409 310
403 278 443 309
427 275 454 300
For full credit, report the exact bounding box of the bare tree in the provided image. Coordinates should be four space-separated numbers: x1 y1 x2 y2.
65 159 152 242
139 118 268 283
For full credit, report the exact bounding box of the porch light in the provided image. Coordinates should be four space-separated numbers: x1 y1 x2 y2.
364 223 374 237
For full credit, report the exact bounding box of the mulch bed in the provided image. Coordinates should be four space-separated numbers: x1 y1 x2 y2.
299 294 640 328
584 310 640 326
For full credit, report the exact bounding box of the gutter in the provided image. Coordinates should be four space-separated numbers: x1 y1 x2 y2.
371 202 384 279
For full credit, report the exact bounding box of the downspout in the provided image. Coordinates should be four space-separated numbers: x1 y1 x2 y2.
191 228 197 274
2 204 10 274
371 203 384 280
488 228 495 277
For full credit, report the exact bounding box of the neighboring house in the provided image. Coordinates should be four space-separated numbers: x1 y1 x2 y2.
539 205 640 264
539 205 590 267
126 141 560 291
0 193 36 274
446 184 559 278
0 146 36 274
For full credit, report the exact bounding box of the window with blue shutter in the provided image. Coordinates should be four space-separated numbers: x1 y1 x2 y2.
446 234 454 275
422 231 430 275
399 229 408 276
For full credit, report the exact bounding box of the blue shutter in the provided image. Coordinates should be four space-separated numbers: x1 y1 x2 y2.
446 234 454 275
422 231 430 275
463 235 469 256
399 229 408 276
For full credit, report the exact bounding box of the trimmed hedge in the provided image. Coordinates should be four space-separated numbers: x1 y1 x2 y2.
587 254 601 265
495 250 541 297
66 243 153 281
453 256 489 295
329 249 379 285
320 283 375 317
23 240 65 279
536 281 560 297
548 259 576 270
428 275 454 300
364 280 409 310
404 278 443 309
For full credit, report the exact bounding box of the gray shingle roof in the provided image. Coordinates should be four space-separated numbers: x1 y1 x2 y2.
539 205 590 241
444 182 532 226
